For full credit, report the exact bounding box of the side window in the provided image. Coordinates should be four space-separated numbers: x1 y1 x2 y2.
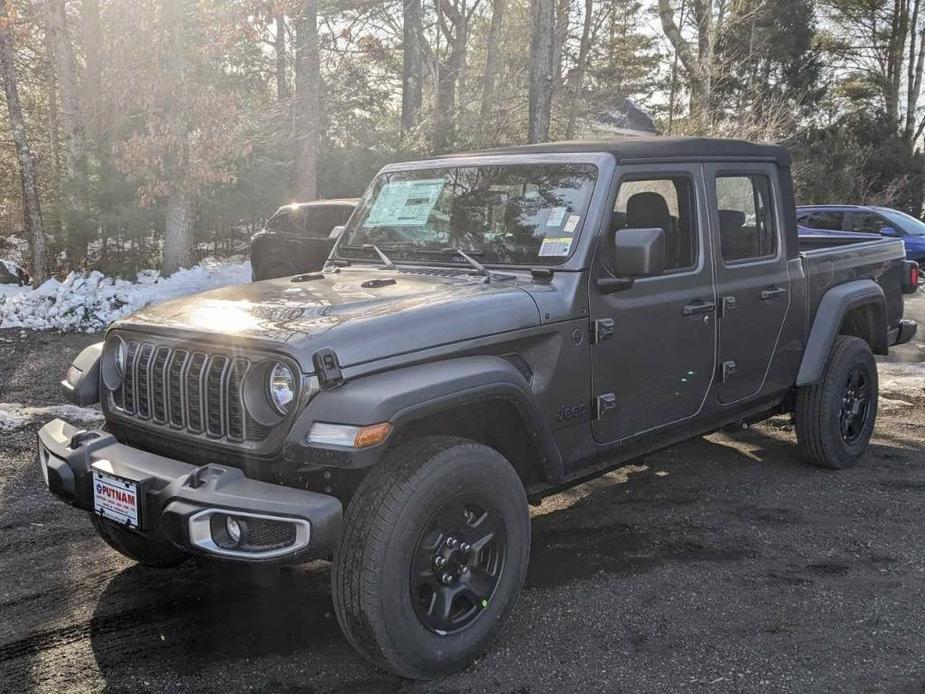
716 174 777 262
801 210 844 230
612 176 697 271
849 212 888 234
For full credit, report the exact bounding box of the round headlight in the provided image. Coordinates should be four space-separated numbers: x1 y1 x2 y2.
268 362 296 414
101 335 127 390
114 337 127 376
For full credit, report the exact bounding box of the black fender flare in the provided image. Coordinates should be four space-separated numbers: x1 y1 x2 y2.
285 356 564 483
796 279 886 386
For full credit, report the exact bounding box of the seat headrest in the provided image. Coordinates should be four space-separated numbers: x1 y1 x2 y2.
626 192 671 230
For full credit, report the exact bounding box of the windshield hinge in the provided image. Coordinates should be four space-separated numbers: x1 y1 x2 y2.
313 348 344 390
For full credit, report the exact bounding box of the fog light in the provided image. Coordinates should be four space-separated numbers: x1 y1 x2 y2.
225 516 242 545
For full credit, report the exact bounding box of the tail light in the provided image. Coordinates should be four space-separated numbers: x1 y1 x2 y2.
902 260 920 294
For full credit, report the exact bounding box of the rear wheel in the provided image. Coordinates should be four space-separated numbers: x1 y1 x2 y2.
332 436 530 679
795 335 878 469
88 513 188 568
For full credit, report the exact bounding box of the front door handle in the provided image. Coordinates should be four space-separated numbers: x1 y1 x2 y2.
682 300 717 316
760 286 788 301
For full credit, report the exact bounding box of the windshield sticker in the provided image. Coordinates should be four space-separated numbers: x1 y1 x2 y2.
563 214 581 233
364 179 445 227
538 236 573 256
546 206 567 227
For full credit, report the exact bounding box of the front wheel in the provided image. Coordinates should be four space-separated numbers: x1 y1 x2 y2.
795 335 878 469
332 436 531 679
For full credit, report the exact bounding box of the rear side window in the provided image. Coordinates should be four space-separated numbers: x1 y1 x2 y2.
612 177 697 271
848 212 889 233
800 210 844 230
716 175 777 262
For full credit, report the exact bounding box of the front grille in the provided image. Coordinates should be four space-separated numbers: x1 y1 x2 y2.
115 340 267 443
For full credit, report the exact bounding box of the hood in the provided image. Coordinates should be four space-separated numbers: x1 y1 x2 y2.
115 266 541 370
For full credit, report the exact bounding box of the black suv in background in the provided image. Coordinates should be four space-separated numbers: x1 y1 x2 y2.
250 198 358 280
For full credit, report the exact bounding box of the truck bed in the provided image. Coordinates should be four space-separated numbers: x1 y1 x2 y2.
799 233 908 345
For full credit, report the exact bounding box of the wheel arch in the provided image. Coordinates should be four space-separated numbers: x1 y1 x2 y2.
796 279 886 386
287 356 564 485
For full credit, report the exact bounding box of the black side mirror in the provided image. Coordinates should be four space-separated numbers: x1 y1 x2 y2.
598 227 666 294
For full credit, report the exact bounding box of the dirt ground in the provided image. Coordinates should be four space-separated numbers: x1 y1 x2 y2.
1 296 925 694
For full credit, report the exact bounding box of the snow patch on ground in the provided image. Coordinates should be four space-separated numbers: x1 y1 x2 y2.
0 258 251 332
878 362 925 403
0 402 104 433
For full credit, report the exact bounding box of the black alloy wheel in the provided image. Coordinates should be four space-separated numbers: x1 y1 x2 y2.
410 497 505 634
839 364 871 445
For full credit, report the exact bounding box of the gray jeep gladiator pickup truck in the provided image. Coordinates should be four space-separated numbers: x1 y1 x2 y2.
39 137 919 679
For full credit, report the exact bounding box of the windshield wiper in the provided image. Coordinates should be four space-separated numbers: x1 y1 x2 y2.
437 247 515 283
341 243 395 269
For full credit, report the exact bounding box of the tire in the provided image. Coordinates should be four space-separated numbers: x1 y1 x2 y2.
88 513 188 568
795 335 879 469
332 436 531 679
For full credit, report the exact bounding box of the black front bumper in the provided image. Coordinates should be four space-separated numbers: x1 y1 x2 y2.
37 419 342 563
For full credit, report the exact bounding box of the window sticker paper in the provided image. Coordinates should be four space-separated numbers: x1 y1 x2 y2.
538 236 573 256
364 179 446 227
546 206 567 227
563 214 581 233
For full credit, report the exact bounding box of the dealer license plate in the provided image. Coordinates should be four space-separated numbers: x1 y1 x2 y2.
92 470 139 528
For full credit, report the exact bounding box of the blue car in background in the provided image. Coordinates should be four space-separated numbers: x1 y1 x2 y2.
797 204 925 266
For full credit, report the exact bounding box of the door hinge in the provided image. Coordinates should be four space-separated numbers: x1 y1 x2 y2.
719 360 736 383
592 318 614 343
594 393 618 419
719 296 737 317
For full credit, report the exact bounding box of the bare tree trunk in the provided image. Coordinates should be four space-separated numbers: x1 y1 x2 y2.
658 0 712 129
478 0 505 126
47 0 89 265
82 0 103 141
401 0 424 136
565 0 593 139
164 188 193 277
0 0 48 285
275 13 289 101
44 11 62 239
904 0 925 144
528 0 556 143
433 1 470 151
293 1 320 199
162 0 195 275
553 0 569 93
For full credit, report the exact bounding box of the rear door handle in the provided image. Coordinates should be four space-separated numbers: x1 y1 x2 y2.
760 286 788 301
682 300 716 316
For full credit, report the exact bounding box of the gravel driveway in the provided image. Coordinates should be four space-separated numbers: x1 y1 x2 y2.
1 295 924 693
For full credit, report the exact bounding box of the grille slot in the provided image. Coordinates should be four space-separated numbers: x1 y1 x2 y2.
113 341 269 443
245 518 297 550
502 354 534 384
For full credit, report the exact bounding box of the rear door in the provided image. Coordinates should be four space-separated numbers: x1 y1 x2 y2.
589 164 717 443
706 163 790 403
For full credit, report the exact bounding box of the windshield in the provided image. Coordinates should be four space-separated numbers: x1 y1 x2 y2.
337 163 598 266
877 208 925 236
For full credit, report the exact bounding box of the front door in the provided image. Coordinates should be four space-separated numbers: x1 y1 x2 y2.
705 163 790 403
590 164 717 444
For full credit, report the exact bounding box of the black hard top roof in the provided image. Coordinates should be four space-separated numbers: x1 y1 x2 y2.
440 136 790 165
